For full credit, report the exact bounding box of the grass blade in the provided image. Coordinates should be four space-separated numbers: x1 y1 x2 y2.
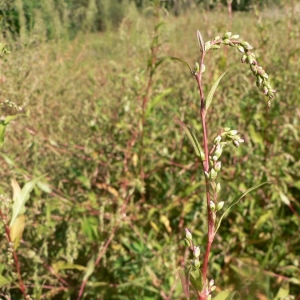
205 71 227 113
174 116 204 159
215 181 271 234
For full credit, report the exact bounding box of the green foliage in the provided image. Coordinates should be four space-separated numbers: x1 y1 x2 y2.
0 2 299 300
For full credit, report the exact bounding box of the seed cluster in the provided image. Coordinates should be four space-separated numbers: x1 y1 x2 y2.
205 32 276 106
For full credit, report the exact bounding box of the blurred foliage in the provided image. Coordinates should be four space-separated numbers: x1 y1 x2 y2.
0 1 299 299
0 0 285 41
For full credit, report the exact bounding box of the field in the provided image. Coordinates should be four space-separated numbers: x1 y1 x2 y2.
0 1 299 299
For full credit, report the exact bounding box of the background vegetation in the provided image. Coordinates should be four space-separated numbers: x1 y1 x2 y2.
0 0 299 299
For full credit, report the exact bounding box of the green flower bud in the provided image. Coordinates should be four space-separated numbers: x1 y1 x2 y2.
194 62 200 73
223 127 231 132
223 39 230 45
210 201 216 212
192 259 201 269
233 140 240 147
240 41 253 50
224 32 232 38
212 155 218 161
210 168 218 180
214 36 221 40
248 56 255 65
214 161 221 172
216 183 221 193
237 45 245 53
241 54 247 63
214 135 222 144
228 130 238 136
214 144 223 158
184 238 191 247
193 246 201 258
211 181 216 190
251 64 258 75
216 201 224 211
256 76 263 87
231 34 239 39
211 45 221 50
263 81 272 89
205 41 211 51
185 228 193 241
201 64 206 73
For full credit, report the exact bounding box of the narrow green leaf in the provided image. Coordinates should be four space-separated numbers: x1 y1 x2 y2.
83 256 95 281
169 57 193 74
189 267 203 292
205 72 227 113
213 291 236 300
0 274 11 287
52 261 86 272
174 116 204 158
215 181 271 234
10 175 46 227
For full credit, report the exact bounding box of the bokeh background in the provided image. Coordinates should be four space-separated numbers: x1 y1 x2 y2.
0 0 299 299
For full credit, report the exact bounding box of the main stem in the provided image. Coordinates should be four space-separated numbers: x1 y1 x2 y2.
195 51 215 300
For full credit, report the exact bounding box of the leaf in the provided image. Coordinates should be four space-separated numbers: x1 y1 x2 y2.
253 210 273 230
197 30 205 52
52 261 86 272
169 57 193 74
83 256 95 281
0 115 24 149
279 191 290 206
0 275 11 287
205 71 227 113
9 215 26 249
189 267 203 293
213 291 236 300
174 116 204 158
9 175 46 227
215 181 271 234
274 282 289 300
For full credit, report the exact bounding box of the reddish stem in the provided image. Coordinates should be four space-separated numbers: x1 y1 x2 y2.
194 50 216 299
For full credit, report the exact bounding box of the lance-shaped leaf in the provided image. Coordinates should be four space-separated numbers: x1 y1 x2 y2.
197 30 205 53
174 116 204 159
83 256 95 281
189 267 203 293
205 71 227 114
169 57 193 74
9 175 46 227
10 215 26 249
215 181 271 234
